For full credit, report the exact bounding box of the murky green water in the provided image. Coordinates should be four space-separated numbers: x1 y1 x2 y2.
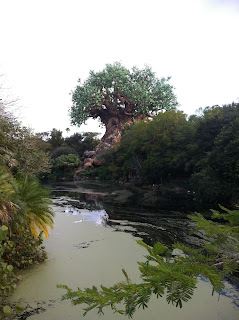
10 182 239 319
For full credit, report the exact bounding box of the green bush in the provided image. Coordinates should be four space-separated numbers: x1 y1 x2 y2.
0 225 23 319
49 154 81 181
0 226 17 298
0 224 47 318
2 226 47 269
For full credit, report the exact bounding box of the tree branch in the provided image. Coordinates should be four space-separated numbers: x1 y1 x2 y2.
102 93 115 112
116 88 126 104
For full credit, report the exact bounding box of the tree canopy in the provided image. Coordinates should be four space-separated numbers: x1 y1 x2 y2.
71 63 178 126
70 63 178 153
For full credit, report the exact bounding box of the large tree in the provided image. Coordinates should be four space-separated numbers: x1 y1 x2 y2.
70 63 178 153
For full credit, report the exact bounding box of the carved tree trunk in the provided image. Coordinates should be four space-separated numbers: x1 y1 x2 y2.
95 112 144 154
87 89 146 154
74 112 145 179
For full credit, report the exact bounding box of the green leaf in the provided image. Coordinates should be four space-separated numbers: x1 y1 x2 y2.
153 243 168 255
1 225 8 232
122 268 130 283
0 230 6 241
3 305 12 314
136 240 151 251
7 265 14 272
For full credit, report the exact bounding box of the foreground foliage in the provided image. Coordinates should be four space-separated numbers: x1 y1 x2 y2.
0 101 54 318
58 206 239 317
0 225 23 319
12 174 54 238
0 169 54 319
0 170 53 319
0 98 55 319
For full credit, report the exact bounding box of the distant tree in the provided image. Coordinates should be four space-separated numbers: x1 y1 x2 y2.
64 132 83 148
78 132 100 155
70 62 178 153
13 130 51 176
51 146 77 159
64 132 100 157
48 128 64 149
50 154 81 180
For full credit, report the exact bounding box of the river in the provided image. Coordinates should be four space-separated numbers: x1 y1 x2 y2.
10 181 239 319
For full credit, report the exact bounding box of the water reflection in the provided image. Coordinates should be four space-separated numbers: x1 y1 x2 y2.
51 183 199 249
68 207 109 226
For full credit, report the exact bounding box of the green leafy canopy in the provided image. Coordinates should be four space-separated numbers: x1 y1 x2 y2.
70 62 178 126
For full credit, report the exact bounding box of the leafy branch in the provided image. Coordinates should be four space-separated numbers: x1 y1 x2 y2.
58 206 239 317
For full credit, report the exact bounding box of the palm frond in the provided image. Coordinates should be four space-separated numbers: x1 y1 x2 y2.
14 174 54 238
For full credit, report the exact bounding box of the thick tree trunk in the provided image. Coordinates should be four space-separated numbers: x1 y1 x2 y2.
95 112 144 154
74 112 145 179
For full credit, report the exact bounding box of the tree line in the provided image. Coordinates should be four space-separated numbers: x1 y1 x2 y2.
82 102 239 209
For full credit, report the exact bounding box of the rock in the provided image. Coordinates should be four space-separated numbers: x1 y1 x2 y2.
92 158 105 166
84 158 94 165
83 159 94 169
82 150 96 159
103 190 134 205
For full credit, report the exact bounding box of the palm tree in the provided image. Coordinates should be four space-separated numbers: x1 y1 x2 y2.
13 175 54 238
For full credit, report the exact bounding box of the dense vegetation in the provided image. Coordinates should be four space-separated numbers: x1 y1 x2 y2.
82 102 239 208
42 129 99 181
0 101 54 318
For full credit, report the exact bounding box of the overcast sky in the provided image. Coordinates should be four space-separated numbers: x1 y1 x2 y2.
0 0 238 136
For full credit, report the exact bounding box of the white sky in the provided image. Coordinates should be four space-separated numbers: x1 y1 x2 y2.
0 0 239 136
